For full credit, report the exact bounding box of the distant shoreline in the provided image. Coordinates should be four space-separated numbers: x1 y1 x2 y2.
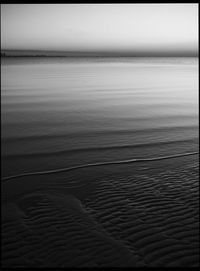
1 50 198 58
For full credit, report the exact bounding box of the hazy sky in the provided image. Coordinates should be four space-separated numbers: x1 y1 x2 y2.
1 4 198 54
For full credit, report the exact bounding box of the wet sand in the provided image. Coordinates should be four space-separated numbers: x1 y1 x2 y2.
2 154 199 267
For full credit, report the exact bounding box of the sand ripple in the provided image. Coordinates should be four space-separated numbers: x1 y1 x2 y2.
2 157 199 267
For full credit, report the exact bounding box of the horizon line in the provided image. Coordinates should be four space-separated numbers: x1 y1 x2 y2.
1 49 198 58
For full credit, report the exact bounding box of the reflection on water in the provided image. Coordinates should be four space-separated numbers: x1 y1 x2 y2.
1 57 198 177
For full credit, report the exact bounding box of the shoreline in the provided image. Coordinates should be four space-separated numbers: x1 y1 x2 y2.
2 151 199 182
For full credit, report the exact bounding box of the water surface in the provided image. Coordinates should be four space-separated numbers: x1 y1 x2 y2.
1 57 198 177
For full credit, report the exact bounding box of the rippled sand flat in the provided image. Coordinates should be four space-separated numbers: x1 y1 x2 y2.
2 154 199 267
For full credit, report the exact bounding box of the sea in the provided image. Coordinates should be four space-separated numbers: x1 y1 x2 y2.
1 57 198 178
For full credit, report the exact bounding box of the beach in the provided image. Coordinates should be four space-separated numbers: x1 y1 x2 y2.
1 57 199 267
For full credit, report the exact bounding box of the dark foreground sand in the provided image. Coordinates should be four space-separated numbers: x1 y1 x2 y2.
1 154 199 267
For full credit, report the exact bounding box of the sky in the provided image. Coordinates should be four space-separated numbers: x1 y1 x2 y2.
1 4 198 55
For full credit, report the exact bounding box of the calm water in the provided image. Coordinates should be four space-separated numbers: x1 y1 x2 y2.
1 57 198 177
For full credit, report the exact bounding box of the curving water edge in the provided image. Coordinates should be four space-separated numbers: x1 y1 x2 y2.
2 151 198 181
